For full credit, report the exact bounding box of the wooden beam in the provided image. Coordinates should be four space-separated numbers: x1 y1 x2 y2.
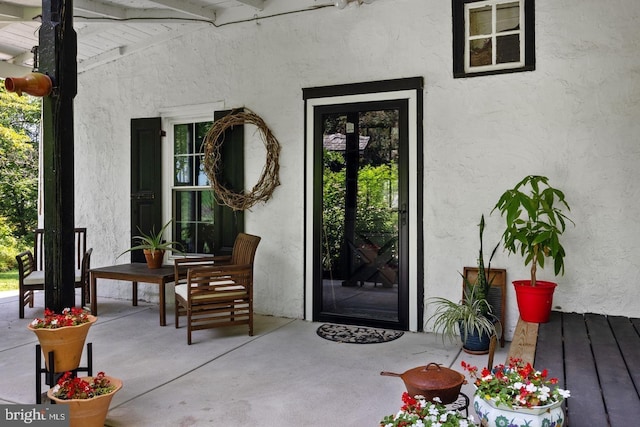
41 0 77 311
506 317 538 364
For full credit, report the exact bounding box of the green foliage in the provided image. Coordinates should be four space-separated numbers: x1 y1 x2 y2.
428 285 497 344
0 215 27 271
492 175 574 285
321 150 398 271
118 220 184 257
428 216 499 344
0 85 40 242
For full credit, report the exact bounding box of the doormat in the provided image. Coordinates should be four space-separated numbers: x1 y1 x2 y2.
316 323 404 344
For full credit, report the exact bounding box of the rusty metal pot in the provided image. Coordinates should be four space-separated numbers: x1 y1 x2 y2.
380 362 466 404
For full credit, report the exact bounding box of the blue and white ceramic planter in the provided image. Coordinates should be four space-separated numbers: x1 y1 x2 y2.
473 395 565 427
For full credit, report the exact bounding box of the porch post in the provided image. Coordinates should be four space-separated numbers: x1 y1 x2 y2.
40 0 77 311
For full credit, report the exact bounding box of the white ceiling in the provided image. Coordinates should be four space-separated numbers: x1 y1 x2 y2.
0 0 340 77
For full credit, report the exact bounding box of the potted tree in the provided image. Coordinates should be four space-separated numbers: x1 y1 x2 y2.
492 175 574 323
428 215 500 354
118 220 184 268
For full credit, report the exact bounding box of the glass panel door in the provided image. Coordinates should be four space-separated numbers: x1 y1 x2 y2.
314 100 408 329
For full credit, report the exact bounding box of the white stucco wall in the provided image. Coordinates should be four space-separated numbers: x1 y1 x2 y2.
73 0 640 339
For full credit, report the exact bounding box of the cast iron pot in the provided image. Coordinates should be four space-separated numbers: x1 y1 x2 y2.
380 362 466 404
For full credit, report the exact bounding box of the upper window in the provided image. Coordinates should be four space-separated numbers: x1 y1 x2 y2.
453 0 535 78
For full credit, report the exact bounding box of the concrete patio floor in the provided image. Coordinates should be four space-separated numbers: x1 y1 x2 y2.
0 290 507 426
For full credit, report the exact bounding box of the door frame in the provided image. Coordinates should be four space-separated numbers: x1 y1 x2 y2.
303 78 424 332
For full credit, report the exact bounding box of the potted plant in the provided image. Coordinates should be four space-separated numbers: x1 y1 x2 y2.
47 371 123 427
118 220 184 268
380 392 476 427
461 358 570 427
28 307 97 372
492 175 574 323
428 215 500 354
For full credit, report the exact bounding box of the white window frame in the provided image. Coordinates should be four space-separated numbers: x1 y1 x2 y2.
159 102 224 258
464 0 525 73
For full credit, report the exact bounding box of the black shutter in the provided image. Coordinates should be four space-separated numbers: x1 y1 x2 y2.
130 117 163 263
213 109 245 255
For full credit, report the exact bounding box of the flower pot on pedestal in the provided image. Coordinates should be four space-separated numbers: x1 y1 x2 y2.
28 314 97 372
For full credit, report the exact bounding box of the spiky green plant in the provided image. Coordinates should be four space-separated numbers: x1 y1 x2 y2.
118 220 184 257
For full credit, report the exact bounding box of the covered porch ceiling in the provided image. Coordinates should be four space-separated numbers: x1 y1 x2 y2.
0 0 346 77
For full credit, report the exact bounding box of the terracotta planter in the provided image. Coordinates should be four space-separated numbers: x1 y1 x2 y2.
473 395 565 427
28 315 97 372
47 376 122 427
4 72 53 97
513 280 557 323
144 249 165 269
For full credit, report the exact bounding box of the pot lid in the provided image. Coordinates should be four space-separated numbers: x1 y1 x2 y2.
401 363 465 390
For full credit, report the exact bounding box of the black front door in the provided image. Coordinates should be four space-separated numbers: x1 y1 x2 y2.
313 99 409 330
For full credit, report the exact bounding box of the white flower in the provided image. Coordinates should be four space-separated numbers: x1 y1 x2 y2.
525 383 537 393
513 381 524 390
51 319 58 326
460 420 469 427
432 396 442 403
558 388 571 398
428 406 439 416
30 319 39 326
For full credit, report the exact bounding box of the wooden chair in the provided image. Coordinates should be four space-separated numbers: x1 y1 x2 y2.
16 248 93 317
175 264 254 344
174 233 261 344
33 228 88 301
16 251 44 318
173 233 262 287
79 248 93 306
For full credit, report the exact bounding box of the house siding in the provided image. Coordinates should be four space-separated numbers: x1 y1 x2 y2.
73 0 640 339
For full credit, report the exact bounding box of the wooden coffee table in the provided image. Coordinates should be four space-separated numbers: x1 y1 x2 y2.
90 263 175 326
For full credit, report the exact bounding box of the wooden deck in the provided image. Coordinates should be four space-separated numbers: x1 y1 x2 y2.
509 311 640 426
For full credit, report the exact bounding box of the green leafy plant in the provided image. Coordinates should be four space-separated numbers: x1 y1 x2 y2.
428 285 497 344
118 220 184 257
428 215 499 344
492 175 574 286
380 392 476 427
461 358 571 408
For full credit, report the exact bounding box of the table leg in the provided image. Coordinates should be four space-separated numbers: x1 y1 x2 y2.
132 281 138 306
90 273 97 315
159 281 166 326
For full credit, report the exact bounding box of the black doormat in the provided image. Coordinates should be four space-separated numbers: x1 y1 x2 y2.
316 323 404 344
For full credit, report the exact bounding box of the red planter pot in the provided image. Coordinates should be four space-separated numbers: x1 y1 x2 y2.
513 280 557 323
